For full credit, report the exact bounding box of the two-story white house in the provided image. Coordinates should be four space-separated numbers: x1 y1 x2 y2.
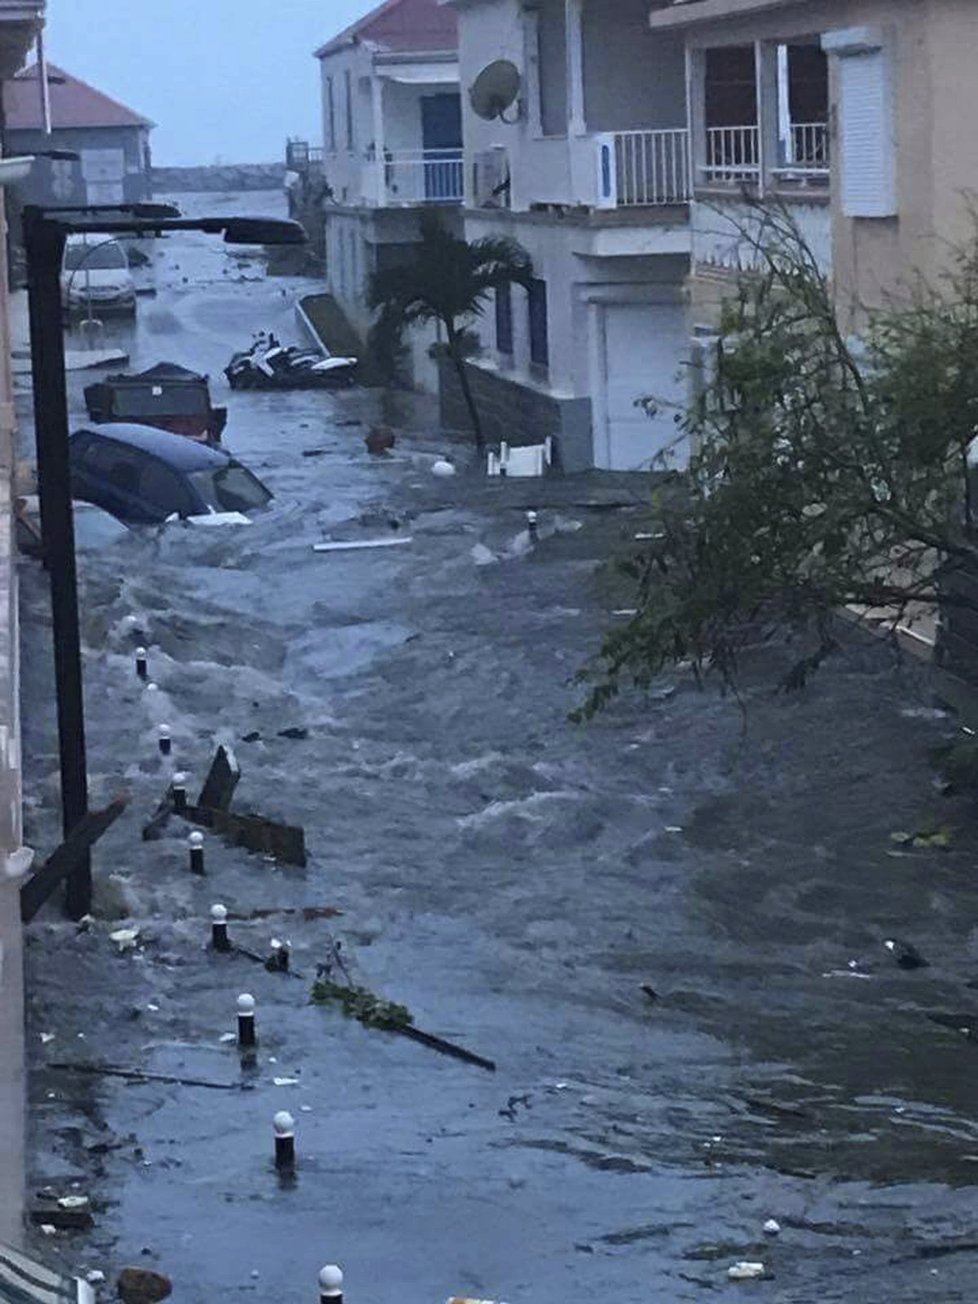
440 0 693 471
316 0 463 390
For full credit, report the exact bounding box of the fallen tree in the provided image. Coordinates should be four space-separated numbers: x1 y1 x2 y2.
576 204 978 716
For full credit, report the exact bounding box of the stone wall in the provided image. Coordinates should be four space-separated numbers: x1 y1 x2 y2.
152 163 286 193
438 358 594 472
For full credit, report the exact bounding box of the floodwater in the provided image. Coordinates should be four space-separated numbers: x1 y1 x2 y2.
17 192 978 1302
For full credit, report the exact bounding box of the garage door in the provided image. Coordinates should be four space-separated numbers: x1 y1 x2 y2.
601 302 689 471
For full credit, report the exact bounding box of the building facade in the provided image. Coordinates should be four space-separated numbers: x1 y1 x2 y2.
445 0 692 471
0 0 46 1251
3 61 153 211
649 0 978 332
316 0 463 391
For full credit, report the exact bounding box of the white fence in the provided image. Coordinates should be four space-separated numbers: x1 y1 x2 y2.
613 129 690 206
703 125 760 184
382 150 463 204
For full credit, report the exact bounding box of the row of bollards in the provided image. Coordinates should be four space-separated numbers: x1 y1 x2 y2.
133 637 345 1300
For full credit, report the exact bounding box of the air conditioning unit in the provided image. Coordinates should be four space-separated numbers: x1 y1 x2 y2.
473 147 510 209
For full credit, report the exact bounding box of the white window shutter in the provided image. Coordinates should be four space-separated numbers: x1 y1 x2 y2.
838 49 896 218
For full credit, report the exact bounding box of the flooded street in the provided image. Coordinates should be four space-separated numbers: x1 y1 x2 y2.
17 193 978 1302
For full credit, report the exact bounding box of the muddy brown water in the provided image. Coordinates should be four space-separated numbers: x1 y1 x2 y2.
16 193 978 1303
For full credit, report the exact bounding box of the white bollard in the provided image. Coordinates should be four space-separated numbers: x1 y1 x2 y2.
135 647 148 680
318 1264 343 1303
237 993 256 1048
210 903 230 952
274 1110 295 1170
158 724 172 757
172 772 188 813
188 830 205 875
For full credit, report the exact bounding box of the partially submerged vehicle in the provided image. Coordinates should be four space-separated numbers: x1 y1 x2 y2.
83 362 228 444
69 422 272 525
225 333 358 391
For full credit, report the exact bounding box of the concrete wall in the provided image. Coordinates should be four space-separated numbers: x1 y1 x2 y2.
439 354 594 470
0 181 25 1250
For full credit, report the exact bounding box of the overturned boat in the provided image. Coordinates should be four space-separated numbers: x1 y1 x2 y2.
83 362 228 444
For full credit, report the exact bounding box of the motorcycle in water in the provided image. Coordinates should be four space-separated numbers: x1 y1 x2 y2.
224 332 358 391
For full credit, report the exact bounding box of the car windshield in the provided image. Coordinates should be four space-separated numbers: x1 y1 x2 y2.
64 241 128 272
188 462 272 514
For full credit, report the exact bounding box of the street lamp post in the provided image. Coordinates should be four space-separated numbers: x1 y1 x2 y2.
22 203 305 918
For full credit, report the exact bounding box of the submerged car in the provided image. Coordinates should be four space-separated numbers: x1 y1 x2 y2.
61 234 136 317
69 423 273 525
84 362 228 444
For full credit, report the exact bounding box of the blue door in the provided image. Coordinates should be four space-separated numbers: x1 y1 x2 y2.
421 94 462 200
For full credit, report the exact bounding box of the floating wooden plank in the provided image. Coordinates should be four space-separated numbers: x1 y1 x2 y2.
187 804 307 868
20 795 129 924
313 536 413 553
395 1024 496 1073
197 745 240 812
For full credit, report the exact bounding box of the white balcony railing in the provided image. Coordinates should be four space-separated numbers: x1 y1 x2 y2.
381 149 463 205
788 121 828 170
703 125 760 184
613 129 690 206
596 128 691 208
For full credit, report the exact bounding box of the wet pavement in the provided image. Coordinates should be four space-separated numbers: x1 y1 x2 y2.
16 192 978 1302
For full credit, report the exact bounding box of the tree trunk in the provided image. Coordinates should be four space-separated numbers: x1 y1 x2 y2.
446 320 484 451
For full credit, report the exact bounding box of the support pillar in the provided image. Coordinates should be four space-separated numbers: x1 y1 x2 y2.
755 40 781 195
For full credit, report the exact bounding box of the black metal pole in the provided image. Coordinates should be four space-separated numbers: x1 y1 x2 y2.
23 207 91 919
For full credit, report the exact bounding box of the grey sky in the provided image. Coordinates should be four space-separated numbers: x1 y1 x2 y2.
45 0 376 166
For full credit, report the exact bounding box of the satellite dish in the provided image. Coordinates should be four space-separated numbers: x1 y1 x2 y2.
469 60 521 123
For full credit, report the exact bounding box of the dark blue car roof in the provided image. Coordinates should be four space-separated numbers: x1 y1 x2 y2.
71 422 231 470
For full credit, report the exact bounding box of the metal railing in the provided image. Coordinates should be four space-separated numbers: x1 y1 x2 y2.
703 125 760 184
286 139 324 172
613 129 690 206
788 121 828 169
382 149 463 204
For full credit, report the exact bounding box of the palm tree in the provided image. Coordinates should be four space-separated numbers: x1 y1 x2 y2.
368 212 533 451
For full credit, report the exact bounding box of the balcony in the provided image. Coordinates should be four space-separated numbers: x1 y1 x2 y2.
380 149 463 205
603 129 691 207
698 121 828 189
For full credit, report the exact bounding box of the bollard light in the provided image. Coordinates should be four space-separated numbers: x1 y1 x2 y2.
210 903 230 952
237 992 257 1047
188 830 205 875
135 647 148 680
318 1264 343 1303
158 724 172 757
172 771 188 813
273 1110 295 1170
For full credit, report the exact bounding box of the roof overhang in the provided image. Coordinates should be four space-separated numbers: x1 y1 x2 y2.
378 65 459 84
648 0 808 31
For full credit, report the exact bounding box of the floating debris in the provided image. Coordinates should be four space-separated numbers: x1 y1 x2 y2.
727 1261 767 1281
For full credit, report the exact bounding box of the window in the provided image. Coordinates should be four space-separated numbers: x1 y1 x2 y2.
528 278 549 369
189 463 272 514
63 239 128 271
495 283 513 356
326 76 336 153
823 28 896 218
138 460 195 518
345 70 355 151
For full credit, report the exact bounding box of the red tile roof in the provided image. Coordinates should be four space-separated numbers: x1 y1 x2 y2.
4 63 153 131
316 0 458 58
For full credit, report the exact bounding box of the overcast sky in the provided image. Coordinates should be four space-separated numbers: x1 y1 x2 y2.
45 0 375 166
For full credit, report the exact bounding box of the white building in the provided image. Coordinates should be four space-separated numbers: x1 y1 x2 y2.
442 0 693 471
316 0 463 390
